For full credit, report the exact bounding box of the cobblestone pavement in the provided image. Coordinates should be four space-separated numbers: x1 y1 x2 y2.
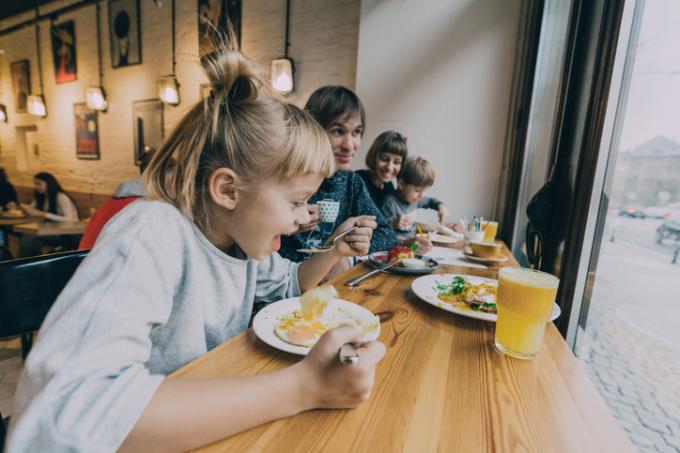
577 239 680 452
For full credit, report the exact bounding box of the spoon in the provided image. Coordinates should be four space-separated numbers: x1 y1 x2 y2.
297 226 360 254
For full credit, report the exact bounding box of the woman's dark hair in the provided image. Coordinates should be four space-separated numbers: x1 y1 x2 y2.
34 172 77 215
364 131 408 173
304 85 366 132
0 167 7 183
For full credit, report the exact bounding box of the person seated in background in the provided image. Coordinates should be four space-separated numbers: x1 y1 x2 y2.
355 131 408 208
78 149 155 249
0 167 18 209
19 172 79 257
382 156 450 237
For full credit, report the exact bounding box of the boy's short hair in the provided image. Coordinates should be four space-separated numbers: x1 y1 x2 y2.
398 156 435 187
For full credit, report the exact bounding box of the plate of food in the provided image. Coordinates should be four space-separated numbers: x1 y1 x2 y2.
0 209 28 219
411 274 560 322
252 285 380 355
367 246 439 275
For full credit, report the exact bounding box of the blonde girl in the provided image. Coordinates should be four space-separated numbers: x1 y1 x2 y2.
7 47 385 452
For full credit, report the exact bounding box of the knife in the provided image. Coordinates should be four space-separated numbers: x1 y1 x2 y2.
344 258 400 287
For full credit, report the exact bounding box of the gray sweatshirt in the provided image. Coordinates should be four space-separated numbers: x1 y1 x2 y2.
6 200 301 452
381 193 442 234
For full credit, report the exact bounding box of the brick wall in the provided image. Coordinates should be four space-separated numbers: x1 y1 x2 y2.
0 0 360 196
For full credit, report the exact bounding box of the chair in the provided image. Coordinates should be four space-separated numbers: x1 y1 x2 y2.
0 249 88 446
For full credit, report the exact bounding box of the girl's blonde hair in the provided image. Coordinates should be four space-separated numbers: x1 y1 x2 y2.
145 41 334 229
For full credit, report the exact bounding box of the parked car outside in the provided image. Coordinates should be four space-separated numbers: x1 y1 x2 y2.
619 207 645 218
641 206 671 219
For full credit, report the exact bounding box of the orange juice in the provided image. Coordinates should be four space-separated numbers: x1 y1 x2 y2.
494 267 559 359
483 221 498 242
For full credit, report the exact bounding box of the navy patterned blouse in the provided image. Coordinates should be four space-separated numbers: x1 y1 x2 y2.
279 171 398 262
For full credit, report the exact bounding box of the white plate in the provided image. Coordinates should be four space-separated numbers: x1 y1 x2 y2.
462 251 509 264
411 274 561 322
252 297 381 355
430 233 463 244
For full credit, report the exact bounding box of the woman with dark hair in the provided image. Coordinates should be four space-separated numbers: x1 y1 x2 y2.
356 131 408 208
0 167 18 209
19 172 79 257
279 86 398 265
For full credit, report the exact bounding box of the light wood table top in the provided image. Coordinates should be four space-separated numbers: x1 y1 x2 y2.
12 220 88 236
172 242 632 453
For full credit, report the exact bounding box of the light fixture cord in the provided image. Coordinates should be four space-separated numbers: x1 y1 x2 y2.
171 0 176 74
96 0 103 87
284 0 290 58
35 3 44 96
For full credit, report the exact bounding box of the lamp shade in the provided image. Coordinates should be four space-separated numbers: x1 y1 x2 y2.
0 104 7 122
27 95 47 117
271 58 294 94
86 87 108 111
159 75 180 105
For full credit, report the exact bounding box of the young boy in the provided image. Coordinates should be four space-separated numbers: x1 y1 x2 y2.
381 156 450 235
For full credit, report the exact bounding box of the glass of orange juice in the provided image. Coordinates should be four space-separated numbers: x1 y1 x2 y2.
494 267 559 359
483 221 498 242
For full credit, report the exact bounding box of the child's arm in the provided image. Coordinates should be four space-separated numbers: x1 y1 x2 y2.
121 326 385 452
298 215 377 291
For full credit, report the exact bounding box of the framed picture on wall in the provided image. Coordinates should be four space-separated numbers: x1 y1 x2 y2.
74 103 100 160
51 21 78 83
109 0 142 68
10 60 31 113
132 99 163 165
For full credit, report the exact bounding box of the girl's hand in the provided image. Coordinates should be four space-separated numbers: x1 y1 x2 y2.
21 204 46 218
332 215 377 257
295 326 386 409
438 205 450 224
394 213 413 230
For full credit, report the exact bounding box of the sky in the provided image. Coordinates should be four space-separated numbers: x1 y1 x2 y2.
618 0 680 151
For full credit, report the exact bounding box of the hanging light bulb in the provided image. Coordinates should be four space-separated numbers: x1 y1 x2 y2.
86 87 108 111
0 104 7 122
27 95 47 117
158 75 180 105
271 58 294 94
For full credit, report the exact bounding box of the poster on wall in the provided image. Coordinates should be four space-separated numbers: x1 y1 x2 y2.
198 0 241 59
74 103 100 160
10 60 31 113
109 0 142 68
51 21 78 83
132 99 163 166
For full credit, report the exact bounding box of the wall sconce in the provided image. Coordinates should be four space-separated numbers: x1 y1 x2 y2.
85 1 108 111
271 58 294 94
0 104 7 122
159 0 180 105
27 95 47 117
159 75 180 105
271 0 294 94
86 87 108 111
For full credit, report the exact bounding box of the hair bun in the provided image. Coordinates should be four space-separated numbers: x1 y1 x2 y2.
204 45 263 107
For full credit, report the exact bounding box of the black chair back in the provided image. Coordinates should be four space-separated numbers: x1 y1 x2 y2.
0 249 88 448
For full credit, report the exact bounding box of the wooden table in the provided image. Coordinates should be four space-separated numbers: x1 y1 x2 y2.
13 220 88 236
171 242 632 452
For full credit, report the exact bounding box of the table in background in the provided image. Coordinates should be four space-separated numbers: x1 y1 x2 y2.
169 242 632 452
13 220 88 236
